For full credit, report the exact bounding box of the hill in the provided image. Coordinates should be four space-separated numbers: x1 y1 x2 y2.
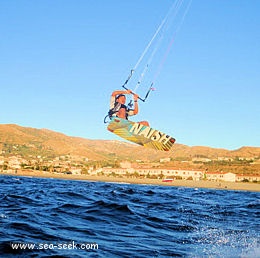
0 124 259 162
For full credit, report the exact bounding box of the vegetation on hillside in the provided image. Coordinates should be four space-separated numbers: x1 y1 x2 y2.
0 124 259 175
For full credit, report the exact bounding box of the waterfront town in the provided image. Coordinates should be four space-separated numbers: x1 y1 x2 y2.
1 154 259 183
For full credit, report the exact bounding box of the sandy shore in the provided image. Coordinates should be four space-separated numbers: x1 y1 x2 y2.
1 170 259 192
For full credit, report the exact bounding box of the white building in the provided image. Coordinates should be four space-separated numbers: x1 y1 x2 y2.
101 168 203 180
236 174 260 182
206 172 236 182
223 172 236 182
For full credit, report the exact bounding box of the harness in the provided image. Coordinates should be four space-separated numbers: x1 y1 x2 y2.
104 101 129 123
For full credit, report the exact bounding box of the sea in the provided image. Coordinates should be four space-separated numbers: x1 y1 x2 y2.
0 175 259 258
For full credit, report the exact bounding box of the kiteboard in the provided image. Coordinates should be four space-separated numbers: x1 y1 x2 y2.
107 117 175 151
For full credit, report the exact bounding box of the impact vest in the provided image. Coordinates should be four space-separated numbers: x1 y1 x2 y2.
108 102 128 119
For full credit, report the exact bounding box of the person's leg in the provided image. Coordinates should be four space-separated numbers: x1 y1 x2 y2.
138 121 150 127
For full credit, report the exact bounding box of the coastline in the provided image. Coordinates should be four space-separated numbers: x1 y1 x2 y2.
1 171 259 192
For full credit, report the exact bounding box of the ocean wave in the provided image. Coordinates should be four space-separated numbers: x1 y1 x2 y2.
0 175 259 257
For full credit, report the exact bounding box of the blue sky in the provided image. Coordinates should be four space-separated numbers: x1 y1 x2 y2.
0 0 259 150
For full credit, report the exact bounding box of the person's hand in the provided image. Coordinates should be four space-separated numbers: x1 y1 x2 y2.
133 94 139 101
126 89 132 94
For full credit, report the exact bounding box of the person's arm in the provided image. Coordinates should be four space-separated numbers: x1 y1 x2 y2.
109 95 116 109
132 94 139 115
111 89 132 96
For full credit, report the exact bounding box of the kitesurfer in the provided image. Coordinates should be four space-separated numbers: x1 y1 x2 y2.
109 90 149 126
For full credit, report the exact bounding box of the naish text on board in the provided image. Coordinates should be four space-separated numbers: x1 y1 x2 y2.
129 123 173 144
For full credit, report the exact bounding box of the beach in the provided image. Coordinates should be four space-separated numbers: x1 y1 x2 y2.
1 170 259 192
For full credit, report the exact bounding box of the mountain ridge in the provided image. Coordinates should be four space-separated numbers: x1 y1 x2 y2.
0 124 259 161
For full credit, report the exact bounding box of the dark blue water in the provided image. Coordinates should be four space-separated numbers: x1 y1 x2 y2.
0 175 259 257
